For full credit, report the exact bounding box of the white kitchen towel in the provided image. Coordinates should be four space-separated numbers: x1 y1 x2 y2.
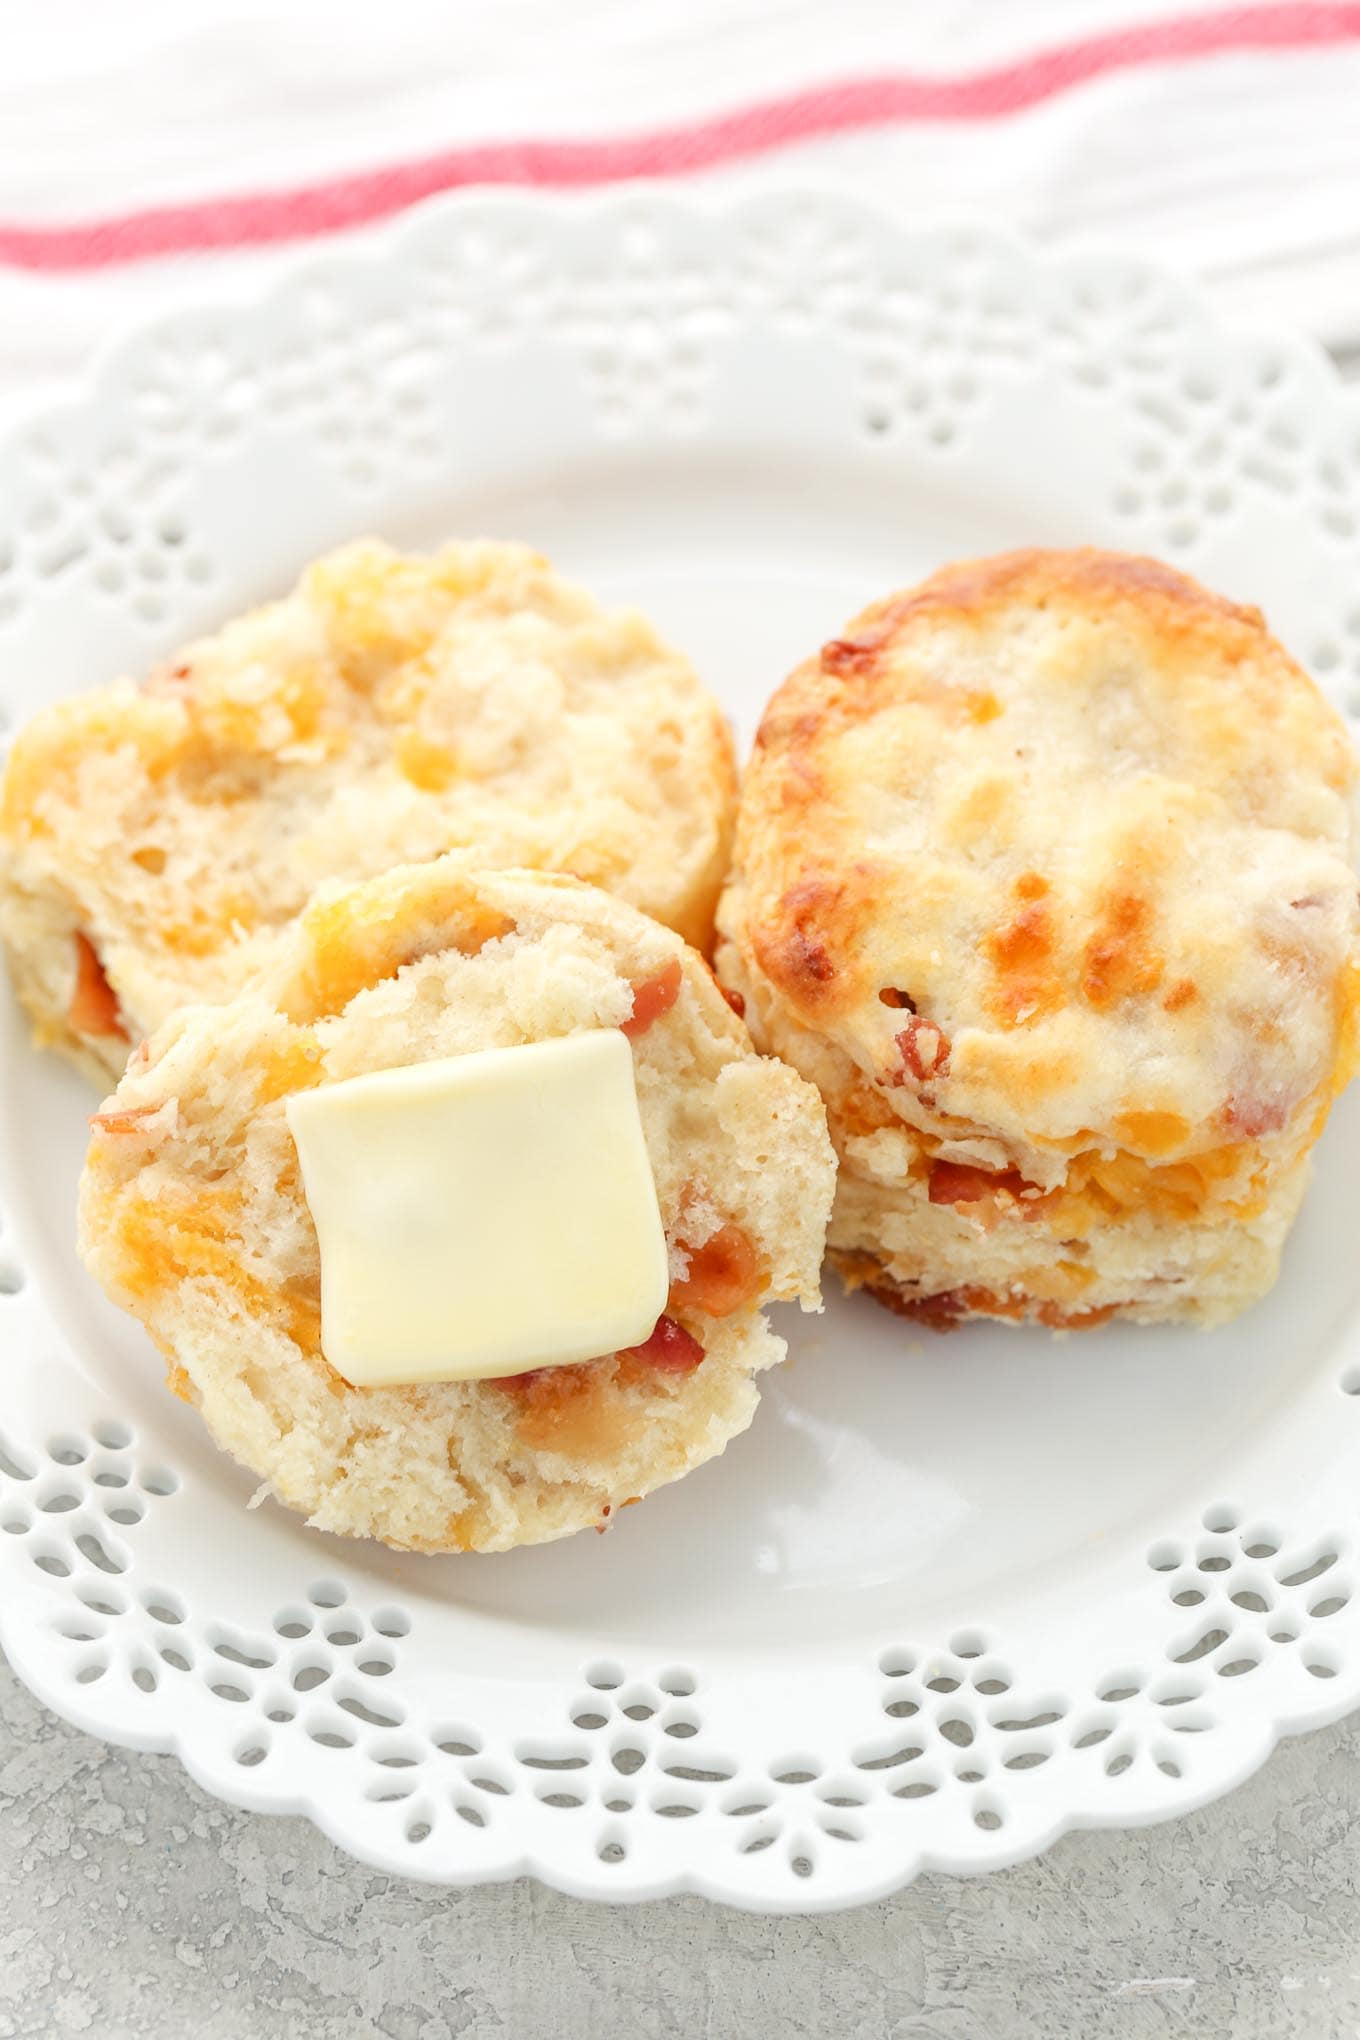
1 0 1358 409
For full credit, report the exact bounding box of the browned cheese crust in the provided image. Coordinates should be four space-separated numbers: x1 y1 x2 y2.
718 549 1360 1330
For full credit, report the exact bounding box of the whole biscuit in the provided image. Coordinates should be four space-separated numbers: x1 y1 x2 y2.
718 548 1360 1329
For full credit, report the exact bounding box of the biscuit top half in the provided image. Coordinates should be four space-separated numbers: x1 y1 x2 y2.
0 539 736 1059
726 548 1360 1162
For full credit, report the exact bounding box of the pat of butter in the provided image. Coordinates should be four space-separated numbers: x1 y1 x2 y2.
285 1031 669 1388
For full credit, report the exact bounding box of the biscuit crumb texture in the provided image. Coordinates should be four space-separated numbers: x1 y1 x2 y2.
0 539 736 1081
718 548 1360 1330
79 861 835 1552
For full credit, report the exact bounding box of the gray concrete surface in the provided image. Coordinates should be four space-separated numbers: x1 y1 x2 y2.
2 1651 1357 2039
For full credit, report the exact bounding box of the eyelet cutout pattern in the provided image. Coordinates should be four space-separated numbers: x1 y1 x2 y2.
4 1411 1357 1899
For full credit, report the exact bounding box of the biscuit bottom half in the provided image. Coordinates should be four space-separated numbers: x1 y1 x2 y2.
827 1134 1315 1332
76 859 837 1552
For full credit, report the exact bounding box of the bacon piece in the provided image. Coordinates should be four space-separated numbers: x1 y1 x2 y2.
928 1160 1029 1206
618 1314 705 1374
621 958 683 1038
89 1104 163 1137
1223 1091 1288 1138
495 1313 705 1406
670 1223 761 1318
894 1017 950 1083
866 1284 971 1330
70 934 127 1038
867 1278 1115 1332
820 632 887 678
784 925 836 988
703 959 746 1020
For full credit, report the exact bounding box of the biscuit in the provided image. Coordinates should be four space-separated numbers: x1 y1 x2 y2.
717 549 1360 1329
79 859 836 1552
0 539 736 1083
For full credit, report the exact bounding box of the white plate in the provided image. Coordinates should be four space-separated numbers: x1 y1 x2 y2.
2 190 1359 1914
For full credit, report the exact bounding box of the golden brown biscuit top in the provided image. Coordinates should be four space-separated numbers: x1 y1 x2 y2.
730 549 1360 1158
